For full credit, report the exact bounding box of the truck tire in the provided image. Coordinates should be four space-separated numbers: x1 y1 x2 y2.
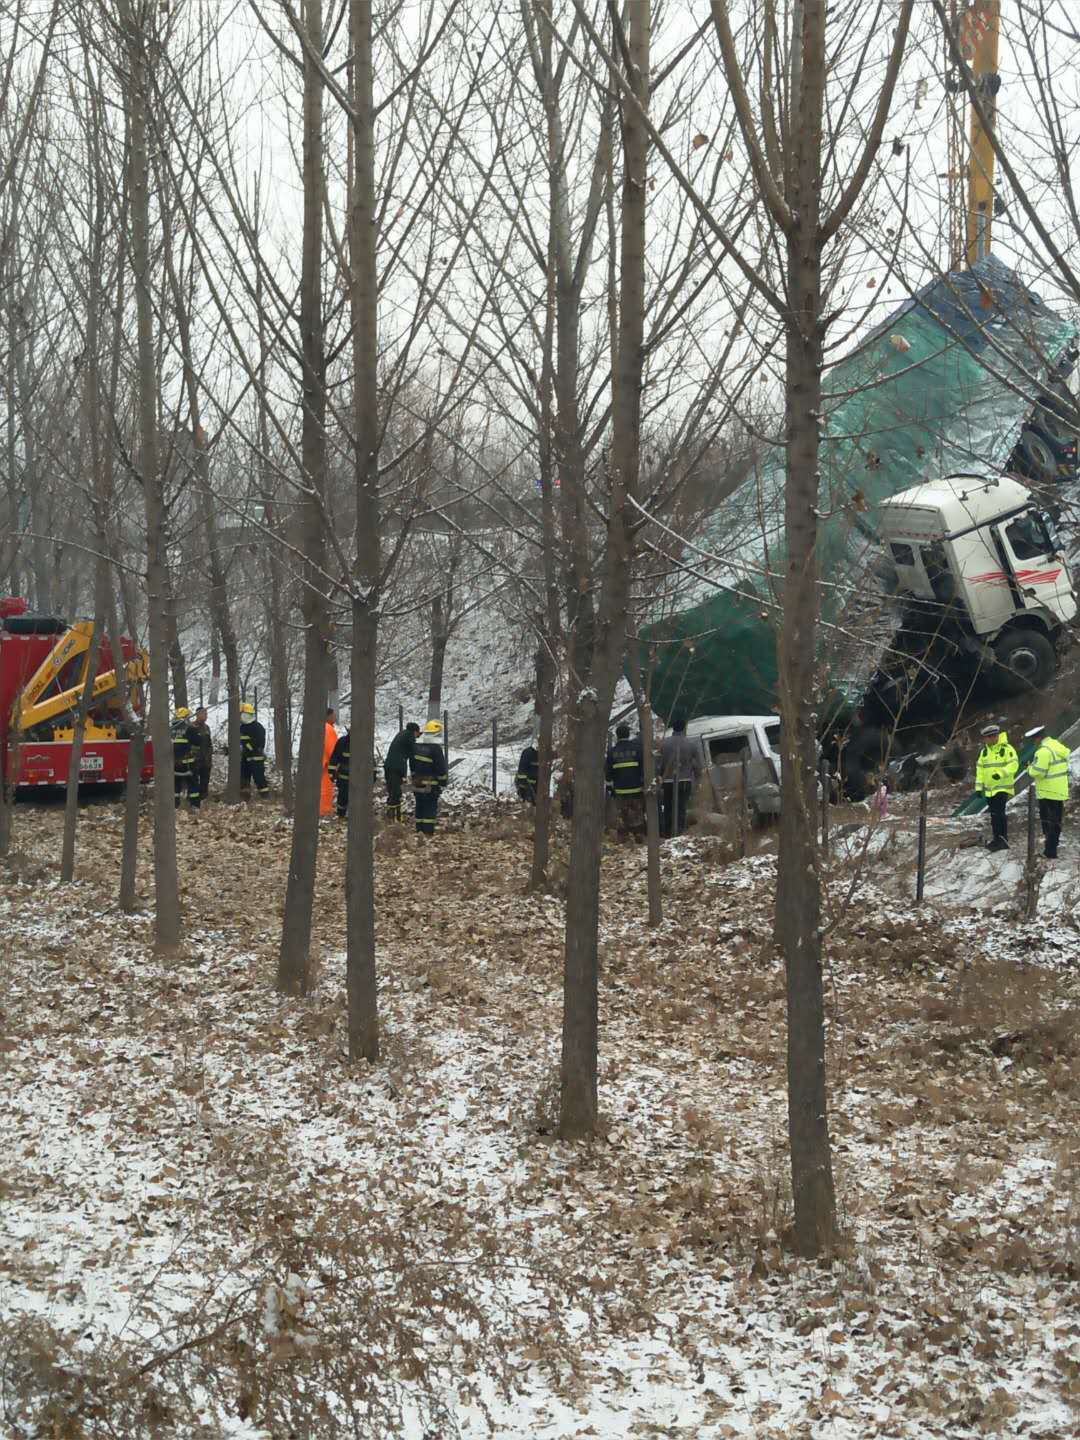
989 628 1056 694
1012 428 1059 484
841 725 886 800
1033 404 1076 456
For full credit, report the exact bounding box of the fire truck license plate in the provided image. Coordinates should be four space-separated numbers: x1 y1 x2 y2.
80 755 105 771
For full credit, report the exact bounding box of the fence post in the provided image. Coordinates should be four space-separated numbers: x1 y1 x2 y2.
819 755 830 858
443 708 449 768
398 701 404 732
492 716 498 795
199 678 204 708
739 753 749 858
915 786 928 903
1025 785 1038 919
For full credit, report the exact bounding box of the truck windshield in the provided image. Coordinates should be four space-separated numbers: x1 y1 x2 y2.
1005 512 1053 561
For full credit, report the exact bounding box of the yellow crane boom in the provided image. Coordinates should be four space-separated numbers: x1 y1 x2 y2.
14 619 149 736
959 0 1000 267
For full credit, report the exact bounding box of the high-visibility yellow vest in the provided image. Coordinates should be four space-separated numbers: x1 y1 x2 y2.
1029 736 1070 801
976 735 1018 797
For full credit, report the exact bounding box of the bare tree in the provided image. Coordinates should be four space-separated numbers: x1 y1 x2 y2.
708 0 914 1254
117 0 181 951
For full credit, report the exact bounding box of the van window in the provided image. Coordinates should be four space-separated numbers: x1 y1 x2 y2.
890 542 915 566
708 734 751 763
1006 512 1052 561
763 721 781 753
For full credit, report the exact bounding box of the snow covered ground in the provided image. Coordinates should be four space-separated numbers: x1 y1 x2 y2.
1 797 1079 1437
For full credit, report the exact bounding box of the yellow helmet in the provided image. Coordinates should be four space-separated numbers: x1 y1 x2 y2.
423 719 443 735
240 701 254 715
174 706 190 720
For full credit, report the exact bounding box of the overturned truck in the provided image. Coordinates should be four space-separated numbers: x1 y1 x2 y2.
642 256 1079 796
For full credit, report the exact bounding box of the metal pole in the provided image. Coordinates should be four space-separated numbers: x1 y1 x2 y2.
916 786 928 903
739 753 749 858
492 716 498 795
819 756 830 858
443 708 449 768
254 685 259 720
1025 784 1038 919
199 678 203 707
398 701 404 732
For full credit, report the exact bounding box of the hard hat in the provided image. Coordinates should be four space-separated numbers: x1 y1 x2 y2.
240 701 254 715
175 706 190 719
423 719 443 735
980 722 1001 737
1024 725 1046 740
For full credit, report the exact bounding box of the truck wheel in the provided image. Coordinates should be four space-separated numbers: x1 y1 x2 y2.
841 725 886 800
1013 428 1059 483
1033 404 1076 456
989 628 1056 694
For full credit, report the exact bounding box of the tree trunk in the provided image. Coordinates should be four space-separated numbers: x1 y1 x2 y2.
160 206 243 806
59 594 106 883
427 595 448 714
209 620 221 706
530 249 561 893
345 0 381 1063
560 0 648 1140
529 631 557 891
164 570 187 711
627 644 661 926
775 0 837 1258
123 0 180 952
277 0 330 996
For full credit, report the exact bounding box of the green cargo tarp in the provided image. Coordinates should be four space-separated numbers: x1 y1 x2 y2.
643 255 1076 721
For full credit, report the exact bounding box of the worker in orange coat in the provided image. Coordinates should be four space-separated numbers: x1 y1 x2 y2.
321 707 338 817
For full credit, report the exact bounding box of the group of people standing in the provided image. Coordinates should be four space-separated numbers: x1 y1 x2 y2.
515 710 704 840
170 701 267 809
976 720 1070 859
326 714 449 836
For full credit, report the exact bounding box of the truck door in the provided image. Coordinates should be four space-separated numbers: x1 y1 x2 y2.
1000 511 1077 623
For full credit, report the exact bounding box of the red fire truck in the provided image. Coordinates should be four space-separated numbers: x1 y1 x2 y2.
0 597 153 789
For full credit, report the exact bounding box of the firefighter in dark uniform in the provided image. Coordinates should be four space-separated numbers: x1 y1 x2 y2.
384 721 420 822
515 743 539 804
170 706 202 809
411 719 448 837
239 700 269 795
605 723 645 838
192 705 213 800
328 729 350 818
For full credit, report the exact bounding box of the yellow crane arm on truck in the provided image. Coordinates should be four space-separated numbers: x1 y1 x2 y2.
14 619 150 736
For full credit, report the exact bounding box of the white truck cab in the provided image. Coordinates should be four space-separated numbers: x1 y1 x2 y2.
877 471 1076 692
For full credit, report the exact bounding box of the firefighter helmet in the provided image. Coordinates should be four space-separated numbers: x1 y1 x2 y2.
423 719 443 735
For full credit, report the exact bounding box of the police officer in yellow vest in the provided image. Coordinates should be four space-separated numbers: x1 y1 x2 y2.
1026 725 1070 860
976 721 1018 852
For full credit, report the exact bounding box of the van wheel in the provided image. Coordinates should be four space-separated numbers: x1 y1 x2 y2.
989 628 1056 694
840 725 886 800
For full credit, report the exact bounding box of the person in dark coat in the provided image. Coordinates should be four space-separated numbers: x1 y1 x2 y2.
239 701 269 795
328 730 350 818
516 743 539 804
191 705 213 800
659 711 701 838
605 722 645 838
384 721 420 822
170 706 202 810
411 719 449 836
